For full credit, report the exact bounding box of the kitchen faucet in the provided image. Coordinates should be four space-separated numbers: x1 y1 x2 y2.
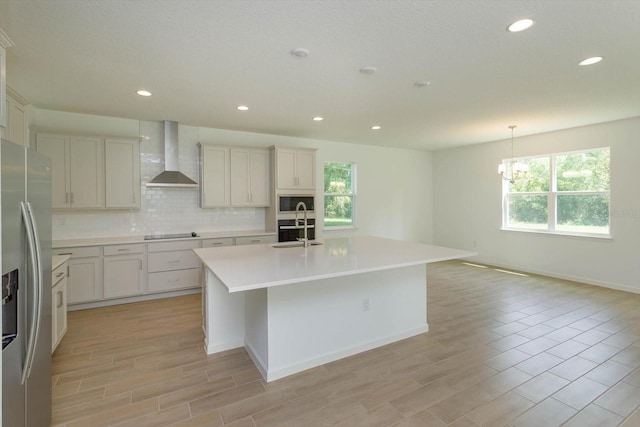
295 201 310 246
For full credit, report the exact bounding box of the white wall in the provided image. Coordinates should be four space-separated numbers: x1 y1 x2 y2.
433 117 640 293
31 109 433 243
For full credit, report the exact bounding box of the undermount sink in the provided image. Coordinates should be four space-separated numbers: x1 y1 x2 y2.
271 241 323 248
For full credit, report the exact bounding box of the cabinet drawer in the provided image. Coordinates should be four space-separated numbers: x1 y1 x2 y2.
235 235 277 246
148 269 200 292
148 250 200 273
147 240 201 253
52 263 67 286
53 246 102 258
104 243 145 256
201 238 234 248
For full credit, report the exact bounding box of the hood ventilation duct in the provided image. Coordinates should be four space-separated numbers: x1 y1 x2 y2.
146 121 198 187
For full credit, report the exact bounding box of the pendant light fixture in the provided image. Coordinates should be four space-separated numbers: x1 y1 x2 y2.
498 125 529 184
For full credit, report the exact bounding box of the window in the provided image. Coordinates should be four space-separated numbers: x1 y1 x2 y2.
502 148 610 236
324 162 356 228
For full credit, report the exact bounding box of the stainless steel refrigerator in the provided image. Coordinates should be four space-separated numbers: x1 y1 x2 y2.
2 138 52 427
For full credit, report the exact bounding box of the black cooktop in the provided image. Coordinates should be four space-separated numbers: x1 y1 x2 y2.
143 232 198 240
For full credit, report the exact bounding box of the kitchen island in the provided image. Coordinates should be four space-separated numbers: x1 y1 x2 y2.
194 236 475 381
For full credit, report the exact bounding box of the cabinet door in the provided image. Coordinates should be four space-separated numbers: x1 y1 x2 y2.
104 254 145 298
67 257 103 304
52 277 67 352
36 134 70 208
230 148 251 206
249 149 270 206
69 136 104 208
7 96 26 146
295 150 316 189
105 139 140 208
200 145 230 207
276 149 297 189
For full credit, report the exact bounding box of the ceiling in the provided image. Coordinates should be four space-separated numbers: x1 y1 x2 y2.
3 0 640 151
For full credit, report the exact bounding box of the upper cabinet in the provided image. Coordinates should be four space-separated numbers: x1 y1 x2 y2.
35 132 140 210
273 147 316 190
0 27 14 137
199 144 271 208
105 139 140 208
5 89 28 146
199 144 230 208
230 148 270 207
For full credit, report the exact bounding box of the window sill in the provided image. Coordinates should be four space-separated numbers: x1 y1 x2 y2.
500 227 612 240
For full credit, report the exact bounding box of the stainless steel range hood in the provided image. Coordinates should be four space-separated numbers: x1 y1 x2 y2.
146 121 198 187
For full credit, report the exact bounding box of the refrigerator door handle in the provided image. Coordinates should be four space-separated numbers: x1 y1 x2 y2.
20 201 43 383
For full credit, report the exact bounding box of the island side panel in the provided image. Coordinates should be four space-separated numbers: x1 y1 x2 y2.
204 268 245 354
264 264 428 381
244 288 269 379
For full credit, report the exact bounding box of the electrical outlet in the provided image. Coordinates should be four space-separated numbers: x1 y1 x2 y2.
362 298 370 312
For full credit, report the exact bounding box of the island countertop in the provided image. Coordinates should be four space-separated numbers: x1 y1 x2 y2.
194 235 476 293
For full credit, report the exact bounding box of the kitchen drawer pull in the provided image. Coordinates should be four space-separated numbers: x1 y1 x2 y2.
55 272 64 278
58 252 73 256
211 242 223 246
251 240 261 243
117 248 129 252
168 260 181 264
168 278 180 283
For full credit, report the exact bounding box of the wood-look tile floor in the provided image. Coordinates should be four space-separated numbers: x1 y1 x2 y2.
52 261 640 426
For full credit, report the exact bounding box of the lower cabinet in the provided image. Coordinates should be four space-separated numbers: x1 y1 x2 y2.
147 240 201 293
51 261 68 352
103 244 146 298
235 235 277 246
53 246 103 304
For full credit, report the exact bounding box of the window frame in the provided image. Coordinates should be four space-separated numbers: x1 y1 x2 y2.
501 147 611 238
323 162 357 230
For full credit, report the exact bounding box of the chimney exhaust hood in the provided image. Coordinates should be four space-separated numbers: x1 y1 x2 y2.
146 121 198 187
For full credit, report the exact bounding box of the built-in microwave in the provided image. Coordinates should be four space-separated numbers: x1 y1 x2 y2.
278 195 314 214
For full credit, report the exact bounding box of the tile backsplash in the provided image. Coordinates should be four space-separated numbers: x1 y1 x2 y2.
51 121 266 240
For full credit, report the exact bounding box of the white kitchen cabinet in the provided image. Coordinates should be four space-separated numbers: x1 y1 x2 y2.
273 147 316 190
235 235 277 246
53 246 103 304
199 144 230 207
147 240 201 293
0 28 11 134
201 237 234 248
103 244 146 298
36 133 105 209
230 148 270 207
105 139 140 208
5 90 27 146
51 261 68 352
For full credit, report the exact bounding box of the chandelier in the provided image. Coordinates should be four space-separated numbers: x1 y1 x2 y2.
498 125 528 184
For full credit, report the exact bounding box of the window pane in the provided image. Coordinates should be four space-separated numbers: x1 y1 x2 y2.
556 149 610 192
324 163 353 193
510 157 550 193
557 194 609 234
324 195 353 227
507 194 548 229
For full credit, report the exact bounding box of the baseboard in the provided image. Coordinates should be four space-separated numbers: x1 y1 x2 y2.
205 339 244 355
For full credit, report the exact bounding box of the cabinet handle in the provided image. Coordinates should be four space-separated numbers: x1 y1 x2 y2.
139 260 142 271
65 192 69 204
57 291 64 308
117 248 129 252
55 272 64 279
211 242 223 246
58 252 73 256
67 265 70 278
168 260 180 264
168 278 180 283
251 239 260 243
70 192 74 204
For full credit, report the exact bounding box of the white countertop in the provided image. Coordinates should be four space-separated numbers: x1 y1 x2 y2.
53 230 276 248
52 255 70 271
194 236 476 293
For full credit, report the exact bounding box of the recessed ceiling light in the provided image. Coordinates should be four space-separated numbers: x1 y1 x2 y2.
371 125 381 130
414 80 431 88
136 90 152 97
237 105 249 111
360 66 377 75
312 116 324 121
291 48 309 58
507 18 535 32
579 56 603 66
